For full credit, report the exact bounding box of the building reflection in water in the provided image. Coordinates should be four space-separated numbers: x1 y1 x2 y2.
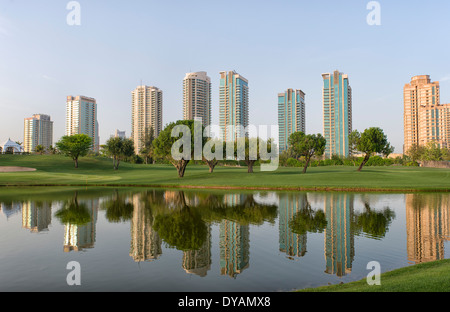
182 225 212 277
406 193 450 264
279 193 307 259
323 193 355 277
22 201 52 233
130 193 162 262
61 197 98 253
219 194 250 278
7 189 450 281
0 202 22 219
220 219 250 278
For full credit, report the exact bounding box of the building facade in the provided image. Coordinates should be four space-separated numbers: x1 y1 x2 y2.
278 89 306 153
23 114 53 153
404 75 450 153
183 72 211 134
322 70 352 158
66 96 100 152
131 85 163 154
219 71 249 142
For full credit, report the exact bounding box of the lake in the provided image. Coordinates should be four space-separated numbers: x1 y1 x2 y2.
0 187 449 292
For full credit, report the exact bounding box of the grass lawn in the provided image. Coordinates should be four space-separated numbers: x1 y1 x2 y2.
0 154 449 191
298 259 450 292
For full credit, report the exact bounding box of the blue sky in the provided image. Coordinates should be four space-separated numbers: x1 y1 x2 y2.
1 0 450 153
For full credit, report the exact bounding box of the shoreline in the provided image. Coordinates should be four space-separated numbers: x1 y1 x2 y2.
0 183 449 193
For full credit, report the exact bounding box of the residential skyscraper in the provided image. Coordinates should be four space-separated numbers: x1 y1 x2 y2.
322 70 352 158
219 71 249 141
183 72 211 134
278 89 306 153
66 96 99 152
23 114 53 153
131 85 163 154
403 75 450 153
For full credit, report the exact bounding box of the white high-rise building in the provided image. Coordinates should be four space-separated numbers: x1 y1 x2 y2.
183 72 211 134
65 96 100 152
23 114 53 153
131 85 163 154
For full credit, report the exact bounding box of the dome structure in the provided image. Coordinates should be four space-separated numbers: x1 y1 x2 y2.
1 139 24 154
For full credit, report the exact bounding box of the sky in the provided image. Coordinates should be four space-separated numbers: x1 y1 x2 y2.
1 0 450 153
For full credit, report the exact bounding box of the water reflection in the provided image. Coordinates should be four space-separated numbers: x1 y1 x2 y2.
406 193 450 264
1 189 449 284
55 192 98 252
22 201 52 233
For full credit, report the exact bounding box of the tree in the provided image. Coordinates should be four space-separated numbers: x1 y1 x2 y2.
288 132 326 173
153 120 206 178
353 127 394 172
103 137 135 170
47 145 57 155
406 144 426 163
423 141 447 161
140 127 155 164
56 134 93 168
35 145 45 155
349 130 361 156
203 138 225 173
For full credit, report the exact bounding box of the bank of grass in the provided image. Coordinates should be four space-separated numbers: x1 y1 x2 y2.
298 259 450 292
0 154 449 191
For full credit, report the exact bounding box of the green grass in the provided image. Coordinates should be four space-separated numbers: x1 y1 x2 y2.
298 259 450 292
0 154 449 191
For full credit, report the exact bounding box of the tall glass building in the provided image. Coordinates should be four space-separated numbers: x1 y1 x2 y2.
219 71 249 142
278 89 306 153
322 71 352 158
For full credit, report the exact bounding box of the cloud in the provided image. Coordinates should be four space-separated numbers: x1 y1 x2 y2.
440 75 450 82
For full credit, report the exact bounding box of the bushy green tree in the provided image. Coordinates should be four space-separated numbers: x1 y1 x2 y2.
288 132 326 173
103 137 135 170
352 127 394 172
56 134 93 168
153 120 207 178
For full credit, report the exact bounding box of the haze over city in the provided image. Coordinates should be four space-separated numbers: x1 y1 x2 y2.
1 0 450 153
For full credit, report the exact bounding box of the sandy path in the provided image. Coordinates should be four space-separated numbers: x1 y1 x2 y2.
0 166 37 172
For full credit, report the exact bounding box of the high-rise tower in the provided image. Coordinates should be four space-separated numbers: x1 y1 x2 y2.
131 85 163 154
278 89 306 153
219 71 249 142
66 96 99 152
322 71 352 158
23 114 53 153
183 72 211 134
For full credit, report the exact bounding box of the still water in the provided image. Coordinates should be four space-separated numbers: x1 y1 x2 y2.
0 187 449 292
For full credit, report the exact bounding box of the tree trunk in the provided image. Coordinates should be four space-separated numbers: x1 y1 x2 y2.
115 158 120 170
247 160 255 173
74 157 78 169
177 159 189 178
358 154 370 172
303 156 311 174
205 159 218 173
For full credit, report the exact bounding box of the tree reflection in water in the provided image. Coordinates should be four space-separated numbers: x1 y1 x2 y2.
55 191 91 226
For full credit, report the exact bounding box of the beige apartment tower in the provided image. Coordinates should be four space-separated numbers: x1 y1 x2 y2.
404 75 450 153
183 72 211 133
66 96 100 152
23 114 53 153
131 85 163 154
